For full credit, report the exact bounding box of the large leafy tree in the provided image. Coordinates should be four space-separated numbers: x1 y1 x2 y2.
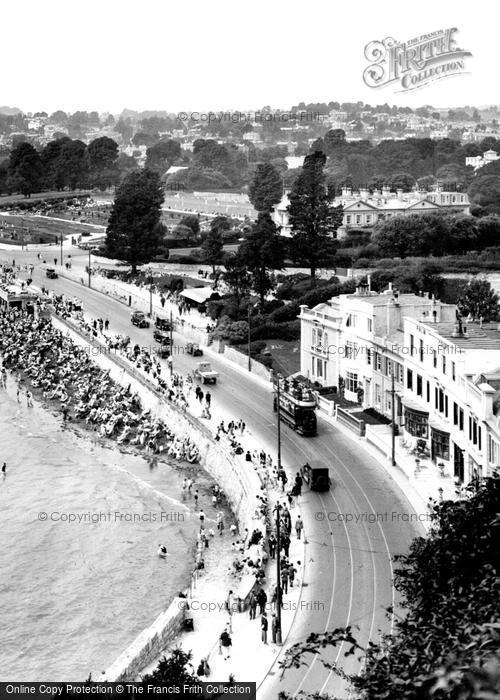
222 252 251 310
7 142 43 196
287 151 343 285
248 162 283 213
87 136 119 190
458 278 500 321
41 137 70 190
201 229 223 274
237 212 284 305
281 474 500 700
59 139 89 190
105 169 165 272
145 140 182 174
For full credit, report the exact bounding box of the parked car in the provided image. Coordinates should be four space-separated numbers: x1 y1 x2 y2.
131 311 150 328
46 268 58 279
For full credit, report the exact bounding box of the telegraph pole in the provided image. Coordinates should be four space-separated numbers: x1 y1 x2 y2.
391 371 396 466
274 502 283 645
60 235 63 266
88 249 91 289
149 278 153 318
247 305 251 372
170 310 173 367
276 376 282 470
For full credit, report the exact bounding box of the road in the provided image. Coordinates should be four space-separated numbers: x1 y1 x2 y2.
5 247 422 697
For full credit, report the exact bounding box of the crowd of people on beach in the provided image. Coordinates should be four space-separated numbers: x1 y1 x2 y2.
0 307 200 461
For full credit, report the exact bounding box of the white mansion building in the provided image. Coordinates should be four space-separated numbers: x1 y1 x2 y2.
273 186 470 238
465 149 499 171
299 282 500 484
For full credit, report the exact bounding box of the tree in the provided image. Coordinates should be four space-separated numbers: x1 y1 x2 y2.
248 162 283 214
7 142 43 196
59 139 88 190
390 172 415 191
237 213 284 305
87 136 119 190
117 152 139 179
105 169 165 272
477 214 500 248
222 253 251 309
458 278 500 321
41 137 70 190
179 215 200 238
201 229 223 273
469 173 500 215
287 151 343 284
142 648 197 685
145 140 182 174
323 129 346 154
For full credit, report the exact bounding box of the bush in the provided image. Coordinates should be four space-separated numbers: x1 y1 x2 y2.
167 254 201 264
250 320 300 341
268 301 300 322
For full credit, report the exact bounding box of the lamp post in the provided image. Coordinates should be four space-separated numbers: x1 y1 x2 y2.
276 375 282 470
391 371 396 466
170 309 174 368
247 305 251 372
88 249 91 289
274 501 283 645
60 235 63 266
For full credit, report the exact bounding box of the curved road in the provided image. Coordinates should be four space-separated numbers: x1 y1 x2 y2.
6 248 423 697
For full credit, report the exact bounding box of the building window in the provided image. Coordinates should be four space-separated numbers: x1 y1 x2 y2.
432 349 437 368
366 214 372 223
346 215 351 224
405 409 429 438
431 428 450 460
452 362 456 381
356 214 361 224
410 334 415 356
323 332 328 351
453 402 458 425
419 339 424 362
345 341 355 359
459 408 464 431
346 314 356 327
416 375 423 397
442 355 446 374
426 381 430 402
346 371 358 393
488 436 500 465
367 318 372 332
407 369 413 390
385 390 392 413
375 353 382 371
312 328 316 347
375 384 382 405
366 348 372 365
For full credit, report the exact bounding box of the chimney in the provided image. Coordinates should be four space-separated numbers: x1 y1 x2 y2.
396 188 403 200
367 274 371 292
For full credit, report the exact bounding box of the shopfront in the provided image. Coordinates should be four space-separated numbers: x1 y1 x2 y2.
404 402 429 438
431 427 450 462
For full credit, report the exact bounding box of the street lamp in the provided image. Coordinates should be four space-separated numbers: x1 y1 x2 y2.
391 371 396 466
88 248 92 289
273 501 283 645
60 234 64 266
247 305 251 372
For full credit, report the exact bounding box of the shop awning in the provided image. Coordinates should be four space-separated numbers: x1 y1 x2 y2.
179 287 218 304
402 398 429 416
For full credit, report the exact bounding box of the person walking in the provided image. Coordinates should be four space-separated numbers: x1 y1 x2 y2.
104 318 109 331
205 391 211 408
1 462 6 476
295 515 304 540
294 472 303 496
261 612 268 644
281 565 289 595
248 591 257 620
271 613 279 643
268 534 277 559
219 628 232 660
198 389 204 404
257 587 267 615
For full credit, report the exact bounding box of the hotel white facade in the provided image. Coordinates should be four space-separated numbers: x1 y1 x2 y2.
299 283 500 484
273 186 470 238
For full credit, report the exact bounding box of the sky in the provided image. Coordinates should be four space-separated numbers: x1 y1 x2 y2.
1 0 496 114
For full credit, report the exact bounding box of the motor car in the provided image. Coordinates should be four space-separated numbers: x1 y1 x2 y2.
300 462 330 491
131 311 150 328
46 268 58 279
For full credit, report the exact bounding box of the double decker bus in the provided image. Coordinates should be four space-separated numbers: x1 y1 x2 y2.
273 376 317 437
